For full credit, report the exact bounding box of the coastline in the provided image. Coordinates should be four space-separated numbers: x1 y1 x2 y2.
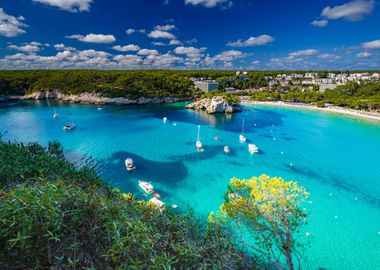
8 91 192 106
242 100 380 122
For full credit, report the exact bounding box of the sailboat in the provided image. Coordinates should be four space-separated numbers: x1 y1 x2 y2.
239 118 246 142
53 103 59 119
196 125 203 150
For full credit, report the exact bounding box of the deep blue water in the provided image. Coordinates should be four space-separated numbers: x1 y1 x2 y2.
1 100 380 269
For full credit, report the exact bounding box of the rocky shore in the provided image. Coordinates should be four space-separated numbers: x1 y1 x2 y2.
16 91 190 105
185 96 242 114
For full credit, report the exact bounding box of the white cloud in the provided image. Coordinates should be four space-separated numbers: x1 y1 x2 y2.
227 34 274 47
318 54 340 59
54 43 76 51
113 54 143 67
112 44 141 52
289 49 319 57
148 29 175 39
1 49 116 69
138 29 146 34
169 39 182 45
154 24 176 31
137 49 159 56
361 39 380 49
357 52 372 58
32 0 93 12
151 42 166 46
321 0 374 21
311 20 329 27
126 28 135 35
144 53 183 68
174 46 206 62
8 44 40 53
66 33 116 43
205 50 248 66
185 0 232 8
0 8 28 37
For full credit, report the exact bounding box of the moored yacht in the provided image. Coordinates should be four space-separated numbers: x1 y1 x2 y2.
196 125 203 150
125 158 136 171
239 118 246 142
224 146 230 154
149 197 165 211
63 123 76 131
248 143 259 154
138 180 154 194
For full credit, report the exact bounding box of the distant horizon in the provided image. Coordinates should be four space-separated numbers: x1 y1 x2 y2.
0 0 379 70
1 69 380 72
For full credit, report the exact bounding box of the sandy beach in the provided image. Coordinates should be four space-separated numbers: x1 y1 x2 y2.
242 100 380 122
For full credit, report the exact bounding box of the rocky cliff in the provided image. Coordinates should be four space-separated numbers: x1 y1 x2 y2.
20 91 189 105
185 96 242 114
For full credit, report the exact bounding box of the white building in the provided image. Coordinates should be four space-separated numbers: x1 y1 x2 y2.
194 81 219 92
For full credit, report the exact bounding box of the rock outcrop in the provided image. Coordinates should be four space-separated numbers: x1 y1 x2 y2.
20 91 189 105
185 96 242 114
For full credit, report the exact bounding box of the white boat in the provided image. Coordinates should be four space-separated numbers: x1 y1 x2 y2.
63 123 76 131
163 116 167 123
239 118 246 142
125 158 136 171
97 107 103 111
248 144 259 153
149 197 165 211
53 104 59 119
138 180 154 194
224 146 230 154
196 125 203 150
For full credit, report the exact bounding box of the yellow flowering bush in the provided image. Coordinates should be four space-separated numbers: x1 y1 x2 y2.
211 174 310 270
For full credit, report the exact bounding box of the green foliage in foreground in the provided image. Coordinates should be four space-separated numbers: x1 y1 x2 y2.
250 82 380 110
202 90 241 104
0 140 255 269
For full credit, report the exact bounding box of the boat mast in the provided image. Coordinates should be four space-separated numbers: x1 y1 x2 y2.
197 125 201 141
241 118 245 135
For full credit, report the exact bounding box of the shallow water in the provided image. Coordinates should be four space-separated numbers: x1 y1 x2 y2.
1 100 380 269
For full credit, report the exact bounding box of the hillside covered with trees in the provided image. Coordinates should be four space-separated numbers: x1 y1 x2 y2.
1 70 379 111
0 70 268 99
0 139 256 269
249 82 380 111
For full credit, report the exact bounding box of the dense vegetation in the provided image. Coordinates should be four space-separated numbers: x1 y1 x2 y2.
1 70 379 111
0 70 201 99
249 82 380 110
0 140 255 269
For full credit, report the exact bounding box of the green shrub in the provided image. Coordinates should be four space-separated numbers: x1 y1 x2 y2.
0 140 255 269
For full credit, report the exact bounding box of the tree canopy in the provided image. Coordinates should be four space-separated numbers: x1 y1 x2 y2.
209 175 310 270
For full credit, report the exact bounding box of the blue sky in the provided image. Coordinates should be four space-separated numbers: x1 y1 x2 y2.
0 0 379 70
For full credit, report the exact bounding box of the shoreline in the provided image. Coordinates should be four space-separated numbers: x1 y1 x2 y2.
242 100 380 122
5 91 193 106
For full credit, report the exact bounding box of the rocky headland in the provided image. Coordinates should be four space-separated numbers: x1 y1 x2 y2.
185 96 242 114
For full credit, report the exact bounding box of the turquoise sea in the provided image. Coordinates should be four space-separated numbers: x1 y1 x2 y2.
1 100 380 269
